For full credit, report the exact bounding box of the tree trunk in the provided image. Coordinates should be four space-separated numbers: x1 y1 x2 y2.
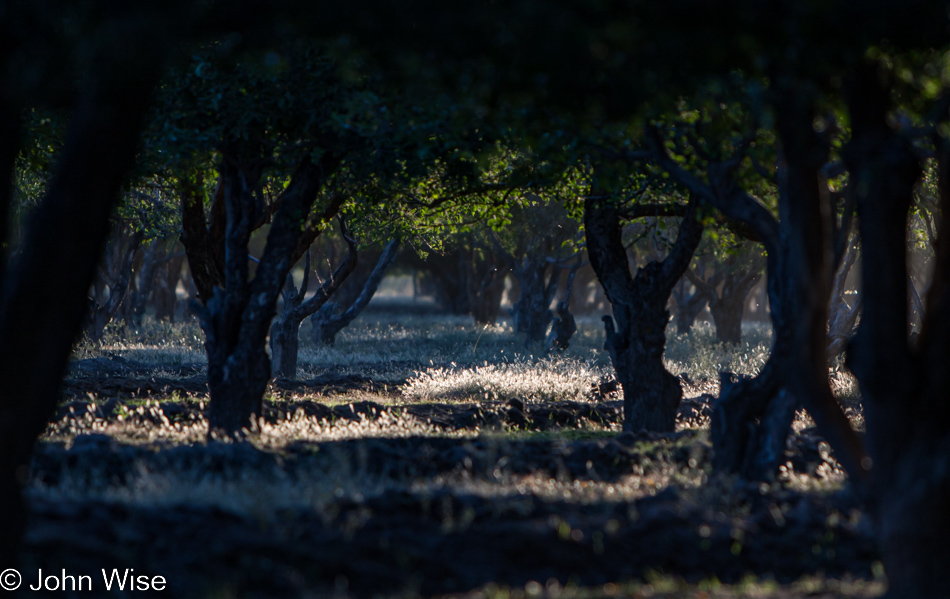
271 221 357 378
671 276 708 335
686 257 760 345
707 272 758 345
311 238 400 345
125 236 173 326
509 254 562 346
584 194 704 432
86 226 143 342
648 98 864 483
546 260 582 351
193 150 344 437
0 16 168 570
154 251 186 321
469 246 508 324
842 66 950 598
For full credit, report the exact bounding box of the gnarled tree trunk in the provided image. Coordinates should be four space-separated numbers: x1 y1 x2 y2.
584 195 704 432
843 67 950 599
186 149 344 437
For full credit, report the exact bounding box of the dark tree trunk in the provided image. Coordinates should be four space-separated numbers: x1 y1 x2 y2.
86 225 144 342
414 238 508 323
709 95 862 480
508 253 563 346
708 271 759 345
685 257 761 345
648 95 865 483
125 236 176 326
0 16 168 571
584 195 704 432
843 67 950 599
191 151 344 437
671 276 708 335
180 173 226 303
153 250 186 321
270 220 357 378
546 259 582 351
310 239 400 345
469 246 508 324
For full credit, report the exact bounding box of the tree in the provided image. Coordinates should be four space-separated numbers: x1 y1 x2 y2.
585 190 704 432
85 219 143 342
684 242 764 345
491 193 582 346
270 218 358 378
0 0 243 573
409 234 509 324
309 238 401 346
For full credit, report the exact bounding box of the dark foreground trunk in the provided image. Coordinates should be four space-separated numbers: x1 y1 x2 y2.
843 68 950 599
584 195 703 432
0 11 170 570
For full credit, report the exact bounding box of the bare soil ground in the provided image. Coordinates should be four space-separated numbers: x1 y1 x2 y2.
22 320 877 598
24 361 880 598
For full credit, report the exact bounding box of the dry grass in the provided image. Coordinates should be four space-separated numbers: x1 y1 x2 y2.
401 358 611 403
445 575 886 599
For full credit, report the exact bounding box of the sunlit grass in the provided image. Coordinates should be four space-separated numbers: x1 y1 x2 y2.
663 321 772 381
448 574 885 599
72 317 206 364
401 357 612 403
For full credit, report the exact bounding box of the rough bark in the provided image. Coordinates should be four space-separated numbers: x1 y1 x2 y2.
0 11 169 571
270 219 357 378
584 194 704 432
310 239 400 345
843 67 950 599
195 152 344 437
648 98 866 483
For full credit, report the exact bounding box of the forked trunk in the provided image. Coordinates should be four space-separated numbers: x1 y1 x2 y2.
584 194 703 432
271 226 358 379
310 239 399 346
193 151 344 437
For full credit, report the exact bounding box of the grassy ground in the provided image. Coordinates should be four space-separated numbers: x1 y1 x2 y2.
28 311 876 598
